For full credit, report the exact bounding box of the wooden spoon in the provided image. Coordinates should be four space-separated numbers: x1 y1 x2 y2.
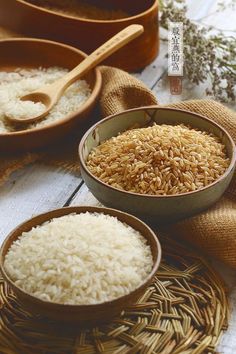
6 24 144 124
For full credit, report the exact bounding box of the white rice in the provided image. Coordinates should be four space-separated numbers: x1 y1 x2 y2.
4 212 153 305
5 100 46 120
0 67 91 132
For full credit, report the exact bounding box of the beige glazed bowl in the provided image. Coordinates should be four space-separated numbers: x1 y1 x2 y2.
0 38 102 152
0 206 161 324
79 107 236 223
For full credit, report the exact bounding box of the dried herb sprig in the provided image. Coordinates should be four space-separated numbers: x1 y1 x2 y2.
159 0 236 102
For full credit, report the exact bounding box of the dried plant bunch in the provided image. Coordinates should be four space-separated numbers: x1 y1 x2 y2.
86 124 229 196
159 0 236 102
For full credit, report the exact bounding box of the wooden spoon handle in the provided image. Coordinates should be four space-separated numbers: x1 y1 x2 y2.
52 24 144 95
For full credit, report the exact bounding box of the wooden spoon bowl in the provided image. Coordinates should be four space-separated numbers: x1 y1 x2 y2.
0 206 162 325
7 25 143 124
0 38 102 152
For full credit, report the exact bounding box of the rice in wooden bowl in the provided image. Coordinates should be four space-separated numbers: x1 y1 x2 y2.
0 206 161 324
79 107 236 223
0 0 159 71
0 38 102 152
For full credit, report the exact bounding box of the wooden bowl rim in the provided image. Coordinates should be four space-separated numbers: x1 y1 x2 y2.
0 37 102 137
78 105 236 199
16 0 158 24
0 206 162 310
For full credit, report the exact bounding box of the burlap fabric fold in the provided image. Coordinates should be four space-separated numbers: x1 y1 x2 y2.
0 29 235 268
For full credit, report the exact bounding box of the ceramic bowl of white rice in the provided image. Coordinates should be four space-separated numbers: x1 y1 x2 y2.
0 206 161 324
0 38 102 152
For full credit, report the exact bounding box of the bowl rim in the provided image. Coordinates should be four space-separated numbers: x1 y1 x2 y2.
78 105 236 199
17 0 158 24
0 37 102 137
0 205 162 310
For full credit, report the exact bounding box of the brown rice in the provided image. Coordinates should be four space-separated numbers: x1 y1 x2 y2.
86 124 230 195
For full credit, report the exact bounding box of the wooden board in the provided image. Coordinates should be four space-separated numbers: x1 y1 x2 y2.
0 164 81 243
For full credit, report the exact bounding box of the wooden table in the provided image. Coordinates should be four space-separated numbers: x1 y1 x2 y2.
0 0 235 352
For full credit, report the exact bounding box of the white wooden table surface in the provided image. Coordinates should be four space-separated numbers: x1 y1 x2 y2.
0 0 235 352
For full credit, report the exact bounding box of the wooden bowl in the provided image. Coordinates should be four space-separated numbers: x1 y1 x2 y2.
0 38 102 152
79 107 236 223
0 0 159 71
0 206 161 324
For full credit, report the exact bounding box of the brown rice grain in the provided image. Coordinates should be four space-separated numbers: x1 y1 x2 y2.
86 124 230 196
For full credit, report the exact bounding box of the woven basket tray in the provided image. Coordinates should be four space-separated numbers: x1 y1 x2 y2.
0 237 229 354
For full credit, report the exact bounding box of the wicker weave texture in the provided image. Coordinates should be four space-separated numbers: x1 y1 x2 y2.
0 238 228 354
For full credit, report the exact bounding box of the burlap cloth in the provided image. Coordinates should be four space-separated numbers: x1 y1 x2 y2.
0 28 235 269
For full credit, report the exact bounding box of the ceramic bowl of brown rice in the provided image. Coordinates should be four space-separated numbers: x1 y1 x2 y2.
79 107 236 223
0 206 161 324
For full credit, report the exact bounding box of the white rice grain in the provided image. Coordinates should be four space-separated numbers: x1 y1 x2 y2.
0 67 91 132
4 212 153 305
